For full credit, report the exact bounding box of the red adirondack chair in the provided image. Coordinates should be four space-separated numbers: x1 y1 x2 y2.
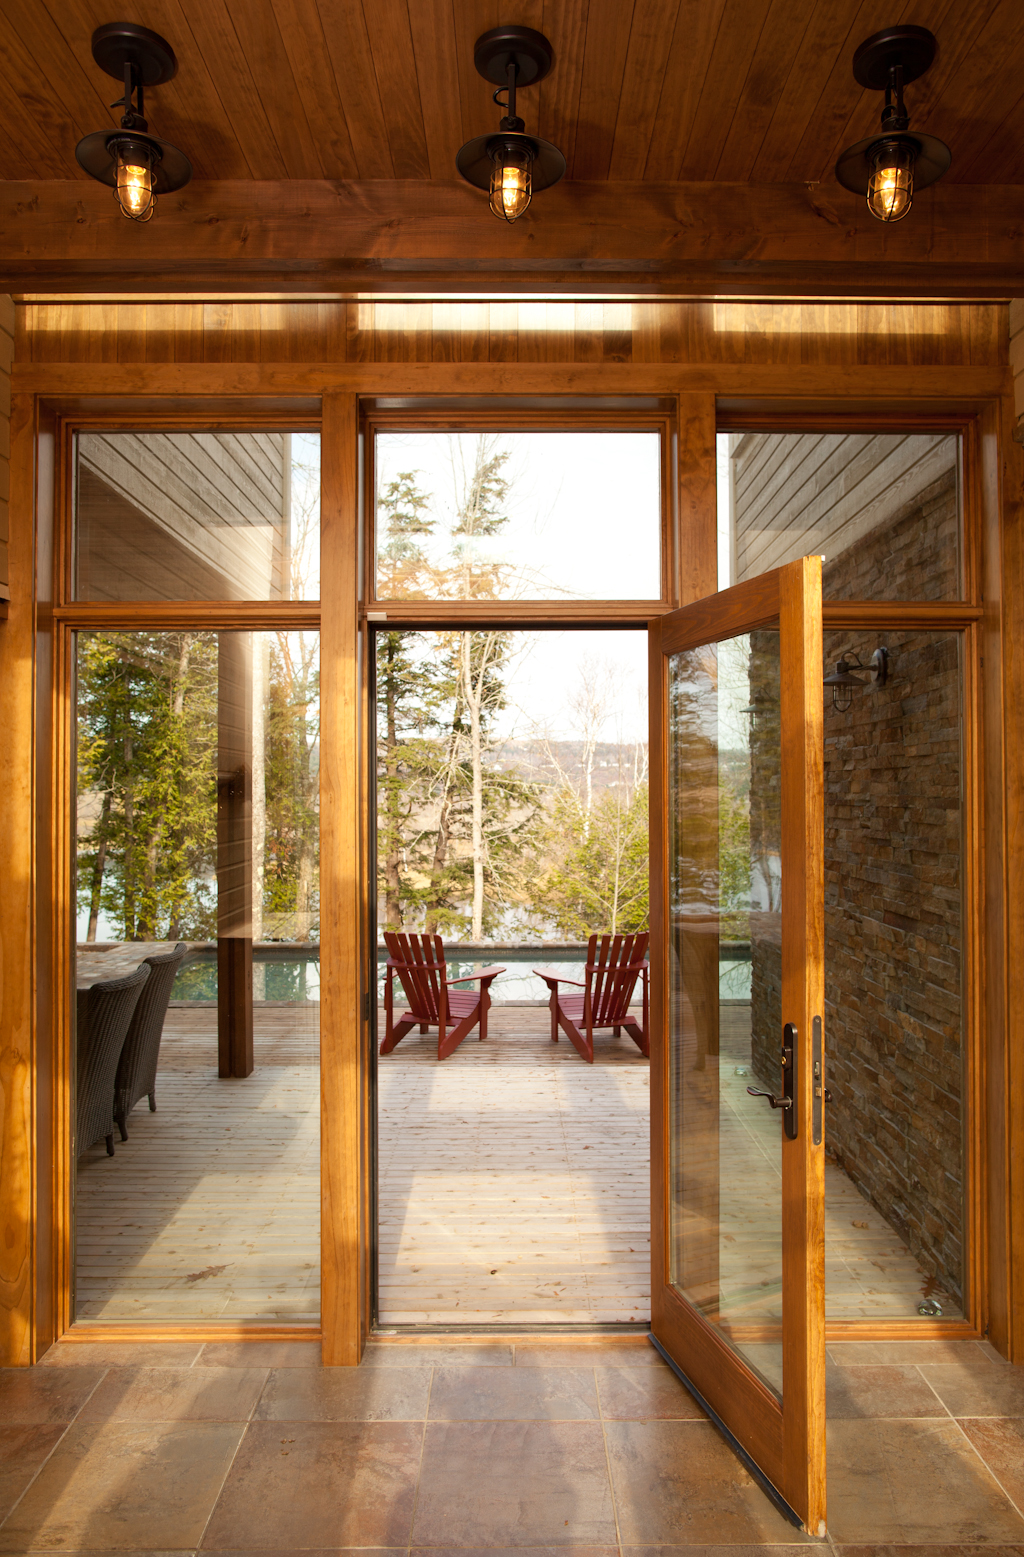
380 932 506 1061
533 932 650 1063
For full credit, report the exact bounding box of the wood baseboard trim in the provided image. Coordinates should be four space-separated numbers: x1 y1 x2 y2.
58 1324 322 1344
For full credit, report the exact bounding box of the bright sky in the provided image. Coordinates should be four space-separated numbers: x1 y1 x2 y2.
492 628 650 746
375 431 662 601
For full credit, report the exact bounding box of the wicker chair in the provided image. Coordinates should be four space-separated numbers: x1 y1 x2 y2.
77 965 151 1158
114 942 187 1141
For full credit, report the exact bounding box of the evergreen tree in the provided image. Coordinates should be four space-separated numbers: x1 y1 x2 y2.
77 631 218 941
263 631 320 941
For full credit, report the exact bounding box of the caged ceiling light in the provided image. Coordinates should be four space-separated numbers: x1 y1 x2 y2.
456 26 566 223
75 22 192 222
835 26 950 223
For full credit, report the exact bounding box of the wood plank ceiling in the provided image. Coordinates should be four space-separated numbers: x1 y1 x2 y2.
1 0 1022 190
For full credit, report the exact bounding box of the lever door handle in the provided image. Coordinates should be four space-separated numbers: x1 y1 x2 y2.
746 1086 792 1110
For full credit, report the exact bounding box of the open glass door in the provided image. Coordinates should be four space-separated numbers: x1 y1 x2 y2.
649 556 826 1534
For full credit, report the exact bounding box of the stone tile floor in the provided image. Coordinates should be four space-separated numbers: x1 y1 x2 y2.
1 1336 1022 1554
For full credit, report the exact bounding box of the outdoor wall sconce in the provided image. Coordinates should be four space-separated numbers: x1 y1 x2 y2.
835 26 950 222
456 26 565 223
75 22 192 222
824 648 889 712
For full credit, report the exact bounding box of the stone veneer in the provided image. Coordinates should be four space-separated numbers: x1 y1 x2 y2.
750 466 964 1304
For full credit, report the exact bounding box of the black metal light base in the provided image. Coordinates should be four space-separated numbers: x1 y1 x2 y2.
90 21 179 86
75 129 192 193
473 26 554 87
455 131 565 194
75 19 191 198
835 131 950 196
456 25 565 204
852 25 936 91
835 23 950 208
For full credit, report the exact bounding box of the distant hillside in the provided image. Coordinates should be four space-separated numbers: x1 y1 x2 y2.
489 738 648 798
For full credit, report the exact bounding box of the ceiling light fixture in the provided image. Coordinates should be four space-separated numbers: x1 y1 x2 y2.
835 26 950 223
76 22 192 222
456 26 565 223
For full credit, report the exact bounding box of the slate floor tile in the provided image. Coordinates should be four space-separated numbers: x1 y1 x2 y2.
197 1342 321 1370
958 1417 1024 1510
825 1364 948 1420
0 1425 67 1523
0 1369 105 1426
37 1343 203 1369
200 1420 423 1550
255 1365 431 1421
917 1361 1024 1417
428 1365 599 1421
826 1418 1024 1543
605 1420 813 1546
77 1367 267 1424
412 1420 616 1546
595 1364 706 1420
0 1421 243 1552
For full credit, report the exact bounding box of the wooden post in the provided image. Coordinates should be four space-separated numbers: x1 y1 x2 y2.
320 392 368 1365
217 631 254 1079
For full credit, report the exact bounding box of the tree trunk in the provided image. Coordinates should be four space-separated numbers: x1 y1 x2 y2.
463 632 486 941
425 757 455 937
86 791 111 942
382 637 404 929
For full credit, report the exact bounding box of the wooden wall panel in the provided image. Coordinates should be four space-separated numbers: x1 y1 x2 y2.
0 392 38 1365
16 302 1008 372
0 294 12 603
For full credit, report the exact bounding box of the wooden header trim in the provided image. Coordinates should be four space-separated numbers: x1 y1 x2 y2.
3 180 1024 298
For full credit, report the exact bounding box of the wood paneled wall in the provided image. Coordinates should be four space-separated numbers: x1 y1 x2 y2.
17 301 1007 371
0 296 11 605
1011 302 1024 432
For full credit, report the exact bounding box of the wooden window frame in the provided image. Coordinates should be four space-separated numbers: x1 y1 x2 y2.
363 403 679 625
40 397 371 1362
4 380 1011 1363
716 405 987 1342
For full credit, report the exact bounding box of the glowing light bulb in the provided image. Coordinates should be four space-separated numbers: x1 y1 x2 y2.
115 142 156 222
866 140 915 222
489 142 533 222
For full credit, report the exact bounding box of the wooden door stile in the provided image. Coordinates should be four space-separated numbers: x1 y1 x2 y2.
778 556 826 1530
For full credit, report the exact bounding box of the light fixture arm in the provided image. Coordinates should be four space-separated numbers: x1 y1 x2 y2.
110 60 148 132
493 60 525 133
881 64 909 132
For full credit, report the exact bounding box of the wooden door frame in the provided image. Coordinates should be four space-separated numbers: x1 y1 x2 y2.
0 362 1019 1368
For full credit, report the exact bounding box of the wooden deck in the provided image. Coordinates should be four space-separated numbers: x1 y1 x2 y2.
76 1001 958 1327
377 1006 651 1326
76 1006 321 1323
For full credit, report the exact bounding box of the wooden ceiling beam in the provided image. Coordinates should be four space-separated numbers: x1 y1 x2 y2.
2 177 1024 298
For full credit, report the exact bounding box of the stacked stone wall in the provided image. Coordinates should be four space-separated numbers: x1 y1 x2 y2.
749 468 964 1303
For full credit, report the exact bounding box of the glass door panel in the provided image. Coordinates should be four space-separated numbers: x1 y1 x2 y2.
668 630 783 1396
651 558 825 1533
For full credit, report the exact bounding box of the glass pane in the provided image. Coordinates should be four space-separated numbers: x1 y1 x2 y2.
375 431 661 601
74 628 320 1322
717 432 960 601
668 630 783 1396
824 628 964 1320
75 431 320 601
